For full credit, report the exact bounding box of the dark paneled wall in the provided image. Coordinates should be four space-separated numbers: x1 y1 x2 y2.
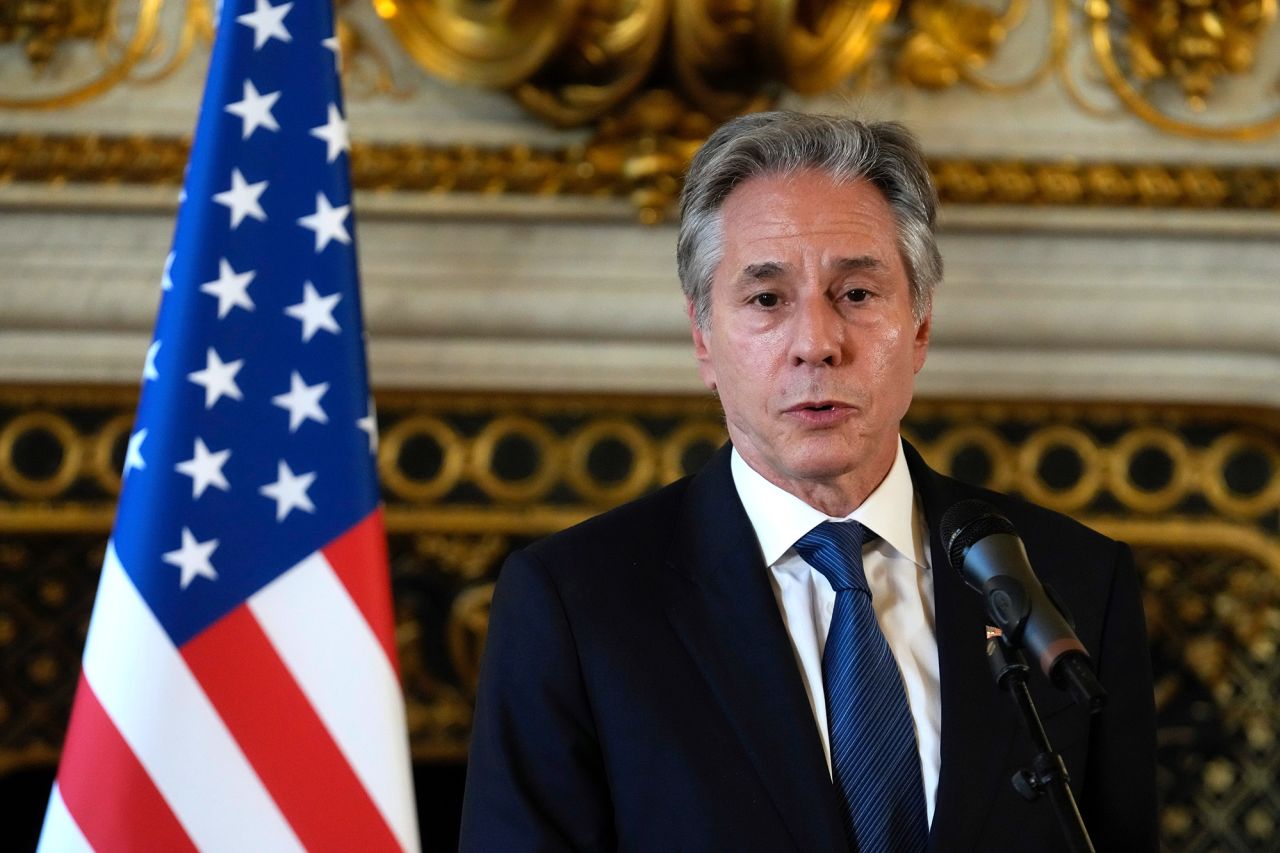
2 388 1277 850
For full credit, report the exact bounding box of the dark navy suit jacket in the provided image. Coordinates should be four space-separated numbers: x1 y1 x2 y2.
460 443 1157 851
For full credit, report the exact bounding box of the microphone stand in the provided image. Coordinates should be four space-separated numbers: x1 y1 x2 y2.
987 624 1097 853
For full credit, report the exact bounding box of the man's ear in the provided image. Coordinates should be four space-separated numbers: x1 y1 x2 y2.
688 300 717 391
912 309 932 375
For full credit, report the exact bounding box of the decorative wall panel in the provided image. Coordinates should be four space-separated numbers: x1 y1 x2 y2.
5 1 1280 141
6 132 1280 217
1 385 1277 850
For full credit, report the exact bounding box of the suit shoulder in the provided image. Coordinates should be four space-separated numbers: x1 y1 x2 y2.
922 460 1121 561
989 489 1117 555
521 474 693 570
907 440 1119 556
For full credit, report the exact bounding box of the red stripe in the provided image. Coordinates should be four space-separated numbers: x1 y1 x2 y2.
182 604 401 853
322 507 399 674
56 675 196 853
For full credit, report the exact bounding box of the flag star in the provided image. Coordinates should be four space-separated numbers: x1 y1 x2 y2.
188 347 245 409
284 281 342 342
272 371 330 432
213 168 268 229
236 0 293 50
297 192 351 252
143 340 161 381
323 34 339 54
357 397 378 453
224 80 280 139
175 437 231 499
259 460 316 522
310 103 350 163
161 251 175 291
163 527 219 589
199 258 256 319
123 427 147 477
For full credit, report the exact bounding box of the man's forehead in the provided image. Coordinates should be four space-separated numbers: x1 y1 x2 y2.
711 172 907 289
719 172 894 234
721 167 883 205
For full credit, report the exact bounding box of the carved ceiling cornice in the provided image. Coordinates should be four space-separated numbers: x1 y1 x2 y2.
4 1 1279 134
373 0 895 126
373 0 1280 140
2 2 1279 217
3 130 1278 220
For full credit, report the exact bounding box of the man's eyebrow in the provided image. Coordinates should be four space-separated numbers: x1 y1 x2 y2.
736 256 883 282
833 256 882 272
740 261 785 280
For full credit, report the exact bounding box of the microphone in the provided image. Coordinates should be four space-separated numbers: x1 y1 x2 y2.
940 500 1106 711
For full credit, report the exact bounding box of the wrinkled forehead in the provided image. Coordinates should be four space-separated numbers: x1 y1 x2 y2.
728 162 883 197
717 170 900 245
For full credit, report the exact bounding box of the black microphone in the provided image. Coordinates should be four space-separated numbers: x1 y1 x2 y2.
940 499 1106 711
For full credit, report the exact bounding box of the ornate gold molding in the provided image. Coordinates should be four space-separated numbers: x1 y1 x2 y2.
6 2 1278 144
0 0 114 67
893 0 1280 141
4 385 1278 543
0 0 404 108
3 132 1280 217
378 0 1280 140
376 0 898 126
0 0 208 111
1087 0 1280 141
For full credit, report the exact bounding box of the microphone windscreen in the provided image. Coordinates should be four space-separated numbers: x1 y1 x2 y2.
939 499 1016 574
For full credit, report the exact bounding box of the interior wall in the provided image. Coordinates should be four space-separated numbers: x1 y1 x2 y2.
1 2 1278 850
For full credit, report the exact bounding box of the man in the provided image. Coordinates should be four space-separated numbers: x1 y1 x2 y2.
460 112 1157 851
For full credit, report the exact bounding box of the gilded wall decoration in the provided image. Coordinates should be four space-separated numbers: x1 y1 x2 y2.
375 0 898 125
0 0 114 67
3 131 1278 219
375 0 1280 140
0 0 407 108
1087 0 1280 140
0 0 209 110
1142 546 1279 849
889 0 1280 140
2 385 1278 851
4 2 1278 140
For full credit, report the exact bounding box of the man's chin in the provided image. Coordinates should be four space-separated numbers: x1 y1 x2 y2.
771 451 863 487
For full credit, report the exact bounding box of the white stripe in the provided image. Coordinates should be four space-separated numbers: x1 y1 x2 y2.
250 552 420 853
81 543 305 853
36 784 93 853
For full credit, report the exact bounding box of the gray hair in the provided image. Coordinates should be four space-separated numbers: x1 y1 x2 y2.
676 111 942 328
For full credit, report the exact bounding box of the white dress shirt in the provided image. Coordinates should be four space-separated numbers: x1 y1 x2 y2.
730 439 942 825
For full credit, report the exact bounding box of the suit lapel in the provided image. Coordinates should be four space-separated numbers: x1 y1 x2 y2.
903 442 1021 851
663 446 846 853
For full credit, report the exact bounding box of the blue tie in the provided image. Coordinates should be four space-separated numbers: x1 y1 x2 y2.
794 521 928 852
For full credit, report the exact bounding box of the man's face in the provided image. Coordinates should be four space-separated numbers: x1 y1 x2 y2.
690 169 931 503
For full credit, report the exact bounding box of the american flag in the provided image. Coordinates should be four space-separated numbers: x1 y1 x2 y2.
37 1 419 850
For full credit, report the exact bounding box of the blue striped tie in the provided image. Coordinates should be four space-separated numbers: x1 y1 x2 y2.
794 521 928 852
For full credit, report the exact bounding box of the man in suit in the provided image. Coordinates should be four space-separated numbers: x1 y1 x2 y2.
460 111 1157 851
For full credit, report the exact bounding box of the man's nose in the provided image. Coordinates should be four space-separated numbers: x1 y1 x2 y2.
788 292 844 367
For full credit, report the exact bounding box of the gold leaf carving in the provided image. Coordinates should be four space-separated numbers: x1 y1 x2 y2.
4 132 1279 217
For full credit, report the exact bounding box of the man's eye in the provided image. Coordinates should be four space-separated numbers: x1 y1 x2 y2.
752 293 779 308
844 288 870 303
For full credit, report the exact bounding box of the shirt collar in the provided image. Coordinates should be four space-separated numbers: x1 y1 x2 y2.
730 438 928 575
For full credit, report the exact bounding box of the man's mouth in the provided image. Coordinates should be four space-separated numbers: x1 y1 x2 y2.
787 400 849 414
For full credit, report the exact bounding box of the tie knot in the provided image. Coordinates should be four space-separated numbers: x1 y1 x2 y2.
793 520 871 593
